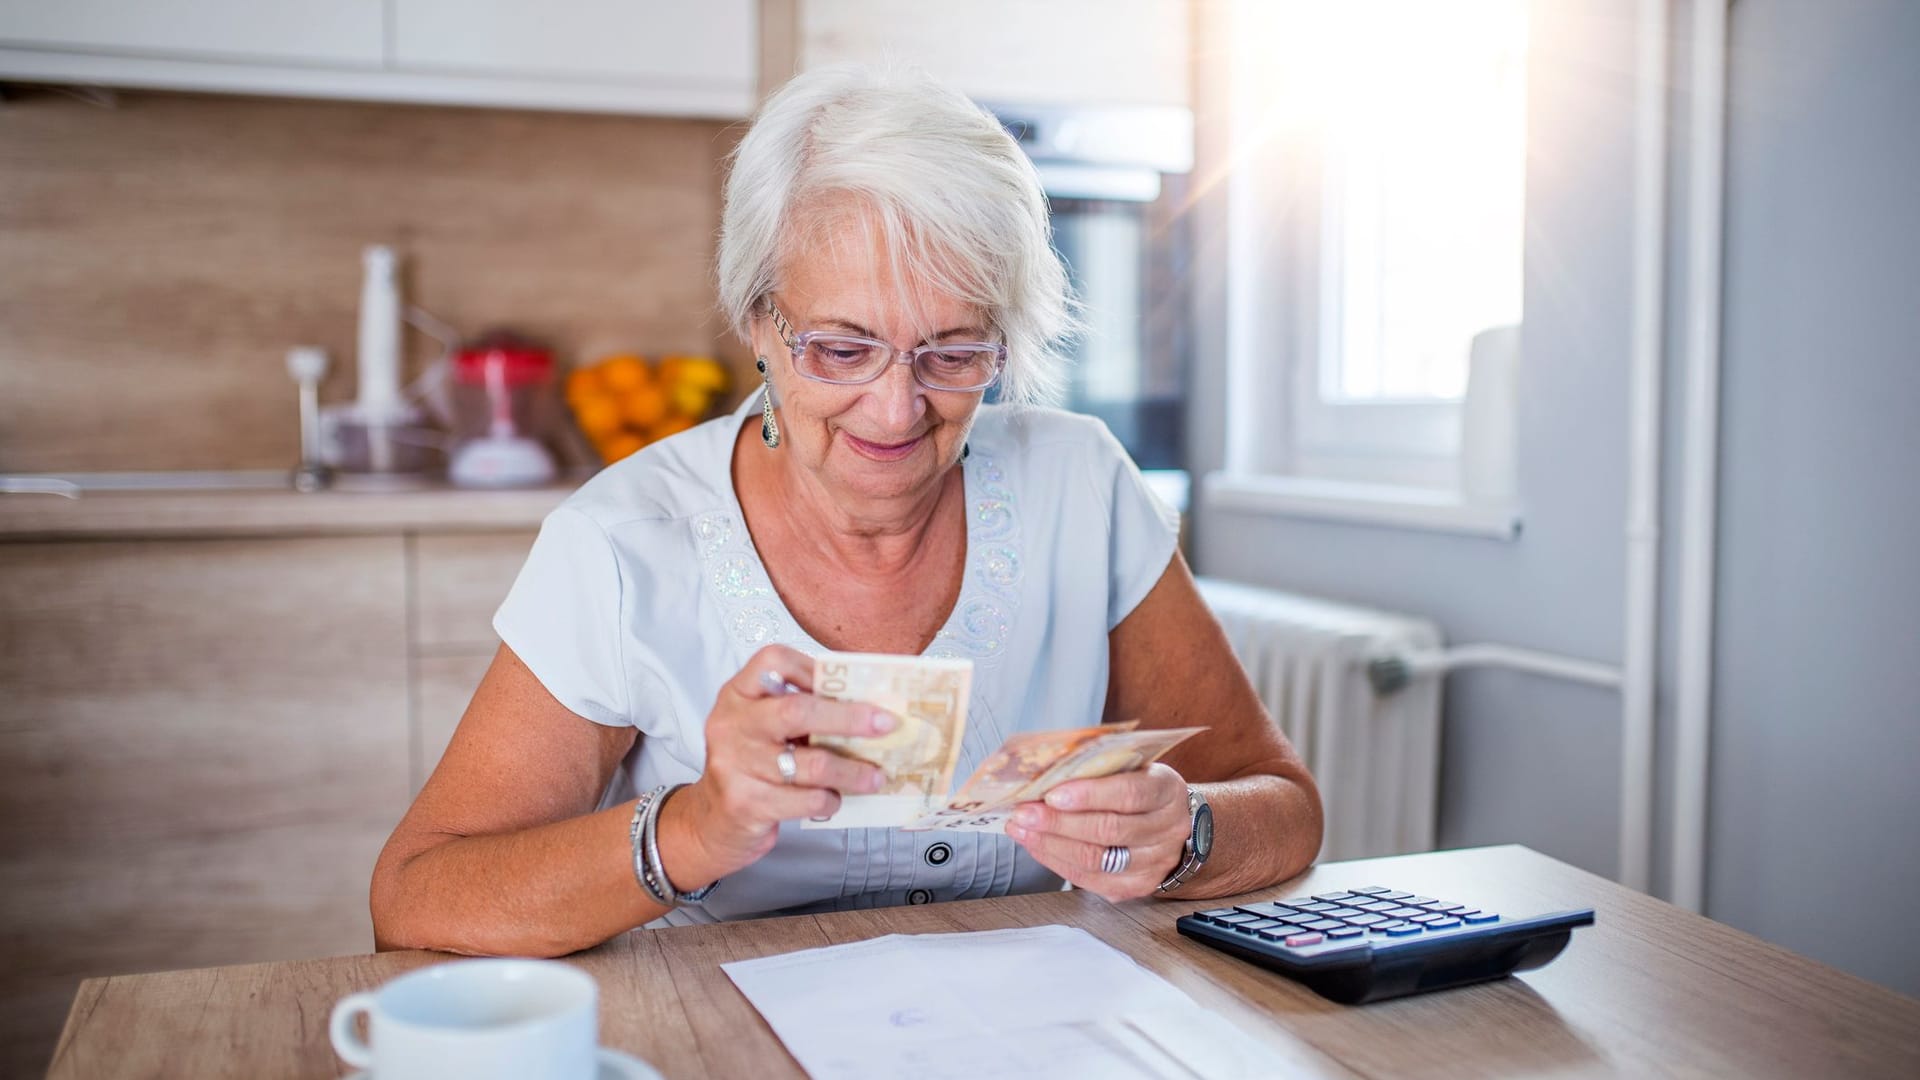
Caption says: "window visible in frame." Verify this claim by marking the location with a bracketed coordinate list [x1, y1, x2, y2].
[1214, 0, 1528, 529]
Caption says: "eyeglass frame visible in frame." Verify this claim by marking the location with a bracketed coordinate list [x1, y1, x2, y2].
[765, 302, 1007, 393]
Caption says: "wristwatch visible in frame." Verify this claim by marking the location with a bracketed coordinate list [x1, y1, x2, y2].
[1157, 786, 1213, 893]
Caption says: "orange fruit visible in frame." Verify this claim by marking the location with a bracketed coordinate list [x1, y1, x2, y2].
[621, 384, 670, 429]
[660, 355, 730, 392]
[650, 414, 696, 440]
[595, 431, 647, 464]
[571, 394, 623, 438]
[598, 354, 652, 393]
[669, 381, 716, 418]
[563, 366, 602, 405]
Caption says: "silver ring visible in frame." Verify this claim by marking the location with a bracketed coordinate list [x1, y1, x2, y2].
[1101, 845, 1131, 875]
[776, 746, 798, 785]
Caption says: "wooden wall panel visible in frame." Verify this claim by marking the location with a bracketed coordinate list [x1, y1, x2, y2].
[0, 88, 751, 472]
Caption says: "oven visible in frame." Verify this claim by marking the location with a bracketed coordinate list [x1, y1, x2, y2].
[991, 103, 1195, 500]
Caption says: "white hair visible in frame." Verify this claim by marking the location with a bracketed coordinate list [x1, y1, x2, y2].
[717, 64, 1076, 406]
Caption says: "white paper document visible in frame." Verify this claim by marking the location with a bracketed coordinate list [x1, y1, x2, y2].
[721, 925, 1291, 1080]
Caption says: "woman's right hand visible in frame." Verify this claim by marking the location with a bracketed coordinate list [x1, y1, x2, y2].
[661, 645, 894, 887]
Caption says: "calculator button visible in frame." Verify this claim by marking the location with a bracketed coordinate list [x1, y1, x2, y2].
[1312, 892, 1358, 902]
[1283, 933, 1324, 947]
[1255, 928, 1293, 941]
[1358, 901, 1400, 913]
[1410, 913, 1449, 924]
[1323, 907, 1363, 918]
[1214, 913, 1261, 924]
[1295, 902, 1337, 913]
[1326, 927, 1365, 939]
[1384, 924, 1425, 936]
[1428, 903, 1467, 914]
[1281, 897, 1314, 906]
[1377, 892, 1414, 901]
[1424, 918, 1462, 930]
[1302, 919, 1344, 932]
[1460, 911, 1500, 924]
[1347, 914, 1387, 927]
[1405, 897, 1437, 906]
[1385, 907, 1426, 918]
[1234, 904, 1288, 918]
[1351, 886, 1390, 895]
[1240, 919, 1286, 931]
[1201, 908, 1239, 919]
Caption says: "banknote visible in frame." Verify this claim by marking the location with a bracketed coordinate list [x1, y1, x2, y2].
[903, 723, 1205, 833]
[801, 652, 973, 829]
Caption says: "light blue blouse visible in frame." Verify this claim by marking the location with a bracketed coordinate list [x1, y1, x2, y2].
[494, 395, 1180, 925]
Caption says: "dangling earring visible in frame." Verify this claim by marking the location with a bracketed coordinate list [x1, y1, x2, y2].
[756, 357, 780, 449]
[961, 442, 970, 462]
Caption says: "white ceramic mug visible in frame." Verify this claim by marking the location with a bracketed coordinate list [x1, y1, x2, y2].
[329, 958, 637, 1079]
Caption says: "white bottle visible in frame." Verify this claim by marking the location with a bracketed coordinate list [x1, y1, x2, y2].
[355, 245, 408, 472]
[357, 245, 404, 421]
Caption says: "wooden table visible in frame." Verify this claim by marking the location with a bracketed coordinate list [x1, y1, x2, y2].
[46, 845, 1920, 1078]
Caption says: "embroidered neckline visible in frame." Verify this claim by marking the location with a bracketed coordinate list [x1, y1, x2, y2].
[693, 439, 1022, 669]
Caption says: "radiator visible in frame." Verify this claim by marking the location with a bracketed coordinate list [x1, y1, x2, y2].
[1196, 577, 1444, 861]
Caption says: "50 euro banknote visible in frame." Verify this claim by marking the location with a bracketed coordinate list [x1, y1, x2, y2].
[902, 722, 1205, 833]
[801, 652, 973, 829]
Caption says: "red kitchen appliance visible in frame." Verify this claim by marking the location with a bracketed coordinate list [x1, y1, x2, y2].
[447, 335, 559, 488]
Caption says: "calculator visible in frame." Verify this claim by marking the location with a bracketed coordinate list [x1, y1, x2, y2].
[1176, 886, 1594, 1004]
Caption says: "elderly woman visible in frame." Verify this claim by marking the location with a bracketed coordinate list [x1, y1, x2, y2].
[371, 67, 1321, 956]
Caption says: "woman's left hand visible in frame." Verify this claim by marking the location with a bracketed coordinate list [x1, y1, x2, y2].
[1005, 762, 1191, 903]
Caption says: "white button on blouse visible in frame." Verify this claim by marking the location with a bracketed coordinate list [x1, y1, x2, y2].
[494, 395, 1179, 927]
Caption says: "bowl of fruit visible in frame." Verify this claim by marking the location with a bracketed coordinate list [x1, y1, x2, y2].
[565, 354, 732, 465]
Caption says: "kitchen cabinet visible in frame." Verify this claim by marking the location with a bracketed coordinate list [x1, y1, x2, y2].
[796, 0, 1191, 109]
[0, 516, 538, 1076]
[393, 0, 754, 89]
[0, 0, 384, 66]
[0, 0, 757, 118]
[0, 535, 412, 1077]
[407, 530, 539, 791]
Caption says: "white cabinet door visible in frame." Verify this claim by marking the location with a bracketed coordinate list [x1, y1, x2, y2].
[800, 0, 1189, 108]
[0, 0, 384, 66]
[392, 0, 754, 88]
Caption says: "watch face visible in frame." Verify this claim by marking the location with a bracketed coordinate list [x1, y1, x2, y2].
[1193, 802, 1214, 859]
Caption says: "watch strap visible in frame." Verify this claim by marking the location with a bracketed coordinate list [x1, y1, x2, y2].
[1156, 786, 1209, 893]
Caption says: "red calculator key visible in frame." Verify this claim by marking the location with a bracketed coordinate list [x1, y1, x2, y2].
[1283, 933, 1324, 947]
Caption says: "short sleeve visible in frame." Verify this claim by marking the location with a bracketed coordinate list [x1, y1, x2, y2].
[493, 506, 631, 727]
[1096, 426, 1182, 629]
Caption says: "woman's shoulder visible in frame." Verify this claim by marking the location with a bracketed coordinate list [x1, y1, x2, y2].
[971, 404, 1124, 456]
[970, 404, 1134, 486]
[553, 410, 739, 532]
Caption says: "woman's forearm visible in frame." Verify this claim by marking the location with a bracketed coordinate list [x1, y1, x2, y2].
[372, 800, 691, 957]
[1161, 771, 1323, 901]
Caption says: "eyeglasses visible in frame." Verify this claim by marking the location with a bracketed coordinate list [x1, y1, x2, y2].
[767, 303, 1006, 393]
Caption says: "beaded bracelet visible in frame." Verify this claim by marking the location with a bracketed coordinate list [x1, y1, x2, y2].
[643, 783, 717, 905]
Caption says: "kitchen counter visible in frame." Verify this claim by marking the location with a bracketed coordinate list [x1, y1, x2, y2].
[0, 483, 574, 541]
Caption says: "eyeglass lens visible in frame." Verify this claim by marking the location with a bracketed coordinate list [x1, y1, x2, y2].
[796, 337, 1000, 390]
